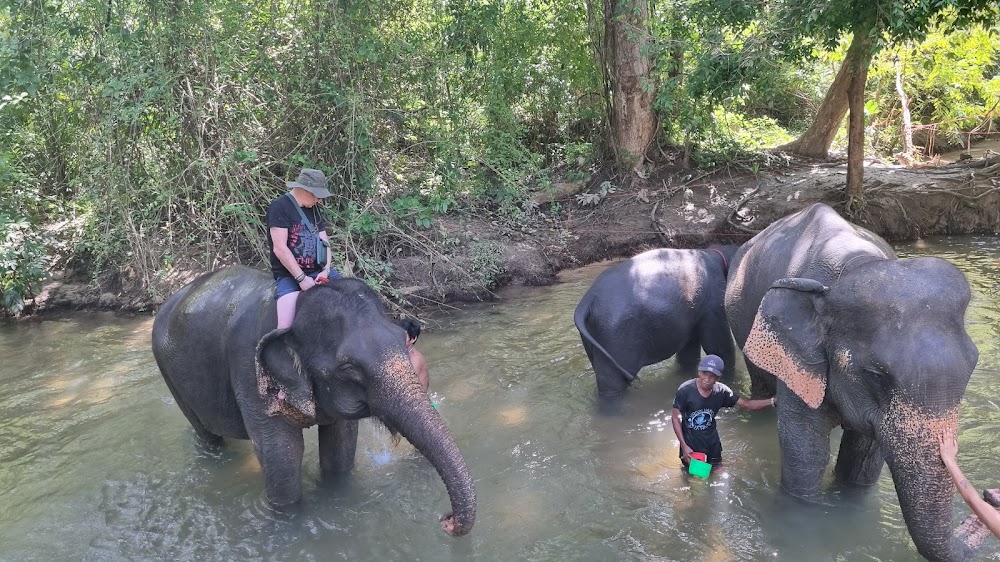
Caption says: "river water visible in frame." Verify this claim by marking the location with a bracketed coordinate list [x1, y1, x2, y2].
[1, 238, 999, 561]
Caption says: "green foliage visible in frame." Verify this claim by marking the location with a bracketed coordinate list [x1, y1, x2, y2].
[1, 0, 997, 309]
[468, 241, 506, 289]
[866, 26, 1000, 154]
[576, 181, 617, 206]
[0, 158, 49, 316]
[0, 215, 47, 316]
[0, 0, 603, 300]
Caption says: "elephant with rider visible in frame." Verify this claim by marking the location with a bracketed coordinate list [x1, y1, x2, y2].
[151, 266, 476, 536]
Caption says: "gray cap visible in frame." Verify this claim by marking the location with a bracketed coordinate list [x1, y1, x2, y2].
[286, 168, 332, 198]
[698, 355, 725, 377]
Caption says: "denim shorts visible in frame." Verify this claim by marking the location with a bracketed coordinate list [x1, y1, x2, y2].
[275, 271, 318, 299]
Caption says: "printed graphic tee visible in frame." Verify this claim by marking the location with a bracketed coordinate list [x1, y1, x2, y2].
[266, 194, 328, 278]
[672, 379, 740, 464]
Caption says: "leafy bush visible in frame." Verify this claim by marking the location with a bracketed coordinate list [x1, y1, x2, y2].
[0, 214, 48, 316]
[468, 241, 506, 290]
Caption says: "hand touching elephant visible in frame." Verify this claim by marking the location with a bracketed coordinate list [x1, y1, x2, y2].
[724, 204, 980, 561]
[151, 266, 476, 536]
[575, 246, 740, 397]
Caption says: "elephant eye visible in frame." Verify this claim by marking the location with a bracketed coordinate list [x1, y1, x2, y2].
[862, 366, 894, 396]
[336, 363, 365, 385]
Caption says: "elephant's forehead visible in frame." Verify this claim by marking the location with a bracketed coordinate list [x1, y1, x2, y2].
[628, 251, 702, 303]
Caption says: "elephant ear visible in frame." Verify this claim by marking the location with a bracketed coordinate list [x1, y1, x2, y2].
[744, 278, 829, 409]
[255, 327, 316, 426]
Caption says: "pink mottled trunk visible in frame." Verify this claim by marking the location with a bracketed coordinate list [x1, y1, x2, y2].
[881, 409, 969, 561]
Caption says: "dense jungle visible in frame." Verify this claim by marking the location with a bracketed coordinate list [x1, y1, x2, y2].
[2, 0, 1000, 317]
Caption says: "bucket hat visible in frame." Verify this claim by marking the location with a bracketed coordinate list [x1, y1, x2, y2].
[698, 355, 725, 377]
[286, 168, 332, 198]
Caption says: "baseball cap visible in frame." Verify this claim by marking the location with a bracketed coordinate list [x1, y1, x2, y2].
[698, 355, 725, 377]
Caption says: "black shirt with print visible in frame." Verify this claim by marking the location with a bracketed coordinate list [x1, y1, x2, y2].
[672, 379, 740, 464]
[265, 193, 327, 279]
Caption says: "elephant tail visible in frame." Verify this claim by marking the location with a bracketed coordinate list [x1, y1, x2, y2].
[573, 294, 636, 382]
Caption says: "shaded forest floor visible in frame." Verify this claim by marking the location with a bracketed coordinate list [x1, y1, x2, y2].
[30, 152, 1000, 317]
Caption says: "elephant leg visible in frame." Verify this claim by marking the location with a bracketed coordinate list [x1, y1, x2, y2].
[676, 337, 701, 371]
[745, 359, 777, 399]
[250, 421, 305, 506]
[161, 376, 223, 447]
[318, 418, 359, 474]
[778, 387, 840, 500]
[698, 317, 736, 376]
[833, 429, 884, 486]
[591, 352, 637, 397]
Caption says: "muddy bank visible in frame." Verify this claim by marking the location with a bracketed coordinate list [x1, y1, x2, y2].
[28, 155, 1000, 316]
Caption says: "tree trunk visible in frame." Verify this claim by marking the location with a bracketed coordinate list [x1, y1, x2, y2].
[845, 41, 871, 201]
[776, 32, 872, 159]
[604, 0, 656, 173]
[894, 54, 914, 161]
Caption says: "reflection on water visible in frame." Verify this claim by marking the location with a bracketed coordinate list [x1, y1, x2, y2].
[0, 239, 998, 560]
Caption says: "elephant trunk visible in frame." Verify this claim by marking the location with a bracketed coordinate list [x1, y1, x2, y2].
[881, 405, 971, 561]
[373, 354, 477, 536]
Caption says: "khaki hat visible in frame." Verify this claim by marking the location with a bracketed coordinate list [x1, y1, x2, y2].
[286, 168, 332, 198]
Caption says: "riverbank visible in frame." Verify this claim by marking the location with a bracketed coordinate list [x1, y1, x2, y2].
[27, 153, 1000, 317]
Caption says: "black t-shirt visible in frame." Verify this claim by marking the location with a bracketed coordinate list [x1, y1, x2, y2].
[266, 193, 328, 278]
[672, 379, 740, 464]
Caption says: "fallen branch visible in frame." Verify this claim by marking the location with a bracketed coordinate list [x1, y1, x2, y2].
[726, 186, 763, 235]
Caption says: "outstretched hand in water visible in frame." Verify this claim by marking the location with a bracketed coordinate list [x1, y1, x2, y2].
[939, 428, 1000, 539]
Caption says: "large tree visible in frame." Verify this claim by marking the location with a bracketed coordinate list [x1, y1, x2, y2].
[773, 0, 999, 200]
[601, 0, 657, 174]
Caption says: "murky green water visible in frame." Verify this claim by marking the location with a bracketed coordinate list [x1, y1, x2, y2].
[1, 238, 998, 561]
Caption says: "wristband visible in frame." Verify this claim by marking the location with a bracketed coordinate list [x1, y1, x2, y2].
[771, 397, 776, 407]
[294, 272, 306, 282]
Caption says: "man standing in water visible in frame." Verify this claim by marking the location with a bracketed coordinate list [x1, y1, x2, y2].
[400, 317, 430, 393]
[671, 355, 775, 469]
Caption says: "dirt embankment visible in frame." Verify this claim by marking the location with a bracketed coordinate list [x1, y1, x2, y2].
[28, 155, 1000, 316]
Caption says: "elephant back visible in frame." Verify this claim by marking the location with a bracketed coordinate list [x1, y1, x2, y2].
[151, 266, 276, 439]
[725, 204, 893, 348]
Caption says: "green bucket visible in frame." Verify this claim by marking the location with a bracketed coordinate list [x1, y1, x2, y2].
[688, 457, 712, 479]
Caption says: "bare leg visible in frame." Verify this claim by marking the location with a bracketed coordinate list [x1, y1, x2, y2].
[276, 291, 300, 329]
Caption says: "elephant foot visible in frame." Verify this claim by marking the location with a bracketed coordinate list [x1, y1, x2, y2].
[193, 431, 224, 450]
[595, 396, 626, 416]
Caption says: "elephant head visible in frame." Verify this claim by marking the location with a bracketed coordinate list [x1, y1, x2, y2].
[254, 279, 476, 536]
[744, 257, 980, 561]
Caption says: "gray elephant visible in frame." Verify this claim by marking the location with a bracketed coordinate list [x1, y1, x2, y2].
[724, 203, 983, 561]
[575, 245, 740, 397]
[151, 266, 475, 536]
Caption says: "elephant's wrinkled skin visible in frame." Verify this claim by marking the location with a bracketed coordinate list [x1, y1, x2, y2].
[724, 204, 979, 561]
[151, 266, 476, 536]
[575, 246, 739, 397]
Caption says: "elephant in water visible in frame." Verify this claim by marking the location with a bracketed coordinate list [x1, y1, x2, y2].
[574, 245, 740, 397]
[151, 266, 475, 536]
[725, 203, 988, 561]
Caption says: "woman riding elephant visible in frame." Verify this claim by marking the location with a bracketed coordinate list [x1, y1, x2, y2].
[151, 266, 476, 536]
[724, 203, 983, 561]
[575, 245, 741, 398]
